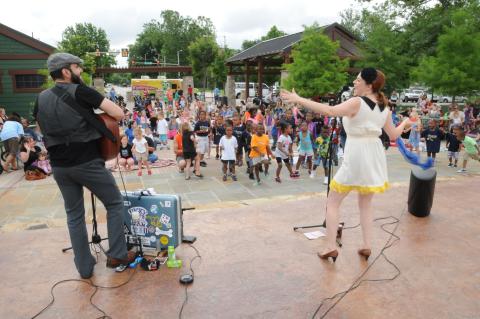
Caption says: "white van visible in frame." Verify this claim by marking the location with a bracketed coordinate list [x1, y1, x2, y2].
[235, 82, 270, 99]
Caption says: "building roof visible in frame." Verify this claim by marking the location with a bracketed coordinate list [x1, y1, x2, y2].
[0, 23, 55, 55]
[226, 22, 359, 64]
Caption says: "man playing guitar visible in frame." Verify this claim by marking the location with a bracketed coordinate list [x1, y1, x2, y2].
[34, 53, 135, 279]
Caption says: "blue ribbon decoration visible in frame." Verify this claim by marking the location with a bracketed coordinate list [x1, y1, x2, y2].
[396, 138, 434, 170]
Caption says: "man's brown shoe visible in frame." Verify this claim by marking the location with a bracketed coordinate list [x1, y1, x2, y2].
[106, 250, 137, 268]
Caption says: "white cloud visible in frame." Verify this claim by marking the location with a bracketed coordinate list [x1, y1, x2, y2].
[1, 0, 353, 57]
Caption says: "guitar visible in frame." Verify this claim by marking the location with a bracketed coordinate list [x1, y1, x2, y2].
[97, 113, 121, 161]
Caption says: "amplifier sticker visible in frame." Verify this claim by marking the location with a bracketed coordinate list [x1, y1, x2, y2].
[155, 227, 173, 238]
[128, 206, 148, 236]
[160, 214, 171, 227]
[150, 205, 158, 214]
[160, 236, 169, 245]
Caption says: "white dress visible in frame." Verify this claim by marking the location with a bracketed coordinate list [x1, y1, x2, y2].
[330, 98, 389, 194]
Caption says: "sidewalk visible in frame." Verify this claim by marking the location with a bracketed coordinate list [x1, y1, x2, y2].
[0, 143, 478, 231]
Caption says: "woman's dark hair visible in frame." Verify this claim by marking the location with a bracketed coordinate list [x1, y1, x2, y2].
[8, 113, 21, 123]
[361, 68, 388, 111]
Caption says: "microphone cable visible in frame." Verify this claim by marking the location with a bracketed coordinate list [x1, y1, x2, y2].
[311, 206, 406, 318]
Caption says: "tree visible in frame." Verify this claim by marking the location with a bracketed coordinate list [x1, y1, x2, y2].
[129, 10, 215, 73]
[283, 24, 349, 97]
[188, 37, 219, 90]
[57, 23, 115, 74]
[241, 25, 287, 51]
[413, 5, 480, 99]
[210, 47, 237, 88]
[354, 10, 411, 92]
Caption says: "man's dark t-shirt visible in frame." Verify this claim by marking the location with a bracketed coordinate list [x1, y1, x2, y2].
[194, 121, 210, 137]
[34, 84, 104, 167]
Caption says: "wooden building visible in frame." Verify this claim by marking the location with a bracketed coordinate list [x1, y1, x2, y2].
[0, 23, 55, 118]
[225, 23, 361, 101]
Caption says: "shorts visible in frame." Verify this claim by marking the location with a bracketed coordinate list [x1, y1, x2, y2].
[159, 134, 167, 143]
[176, 156, 185, 163]
[196, 136, 209, 154]
[298, 150, 314, 157]
[134, 151, 148, 161]
[221, 159, 236, 166]
[447, 151, 459, 159]
[314, 156, 328, 168]
[245, 152, 253, 166]
[463, 152, 480, 161]
[276, 157, 290, 164]
[183, 151, 197, 160]
[252, 156, 269, 166]
[4, 137, 19, 155]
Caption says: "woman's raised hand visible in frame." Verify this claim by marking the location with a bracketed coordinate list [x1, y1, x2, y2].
[280, 89, 300, 104]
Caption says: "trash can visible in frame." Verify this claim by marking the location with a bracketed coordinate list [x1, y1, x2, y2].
[408, 167, 436, 217]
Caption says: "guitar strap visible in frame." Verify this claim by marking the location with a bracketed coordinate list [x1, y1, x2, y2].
[51, 86, 117, 142]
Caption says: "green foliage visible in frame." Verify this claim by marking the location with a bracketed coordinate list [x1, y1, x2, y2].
[129, 10, 215, 68]
[354, 10, 410, 92]
[210, 47, 237, 88]
[107, 73, 132, 86]
[241, 25, 287, 51]
[188, 37, 219, 89]
[38, 69, 91, 89]
[413, 4, 480, 98]
[57, 23, 115, 74]
[283, 24, 349, 97]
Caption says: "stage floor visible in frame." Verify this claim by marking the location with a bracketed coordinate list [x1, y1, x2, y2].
[0, 177, 478, 319]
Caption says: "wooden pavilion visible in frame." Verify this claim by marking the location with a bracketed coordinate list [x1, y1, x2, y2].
[225, 22, 361, 100]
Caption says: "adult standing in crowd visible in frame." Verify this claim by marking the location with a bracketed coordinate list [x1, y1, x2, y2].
[1, 113, 24, 172]
[34, 53, 134, 279]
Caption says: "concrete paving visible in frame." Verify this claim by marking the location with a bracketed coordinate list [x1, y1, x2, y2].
[0, 176, 478, 319]
[0, 140, 478, 231]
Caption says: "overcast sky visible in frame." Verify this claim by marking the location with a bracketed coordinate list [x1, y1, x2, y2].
[2, 0, 355, 66]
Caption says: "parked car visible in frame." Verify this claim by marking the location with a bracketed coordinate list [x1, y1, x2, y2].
[400, 89, 424, 102]
[440, 96, 468, 103]
[235, 82, 270, 99]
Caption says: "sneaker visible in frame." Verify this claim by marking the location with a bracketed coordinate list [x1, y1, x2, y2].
[275, 177, 281, 183]
[309, 172, 315, 179]
[232, 175, 237, 181]
[448, 163, 453, 167]
[215, 154, 220, 160]
[223, 174, 227, 182]
[249, 173, 255, 180]
[456, 169, 467, 173]
[323, 177, 329, 185]
[294, 171, 300, 177]
[454, 164, 457, 168]
[290, 173, 299, 179]
[106, 251, 137, 268]
[200, 161, 207, 167]
[253, 180, 261, 186]
[137, 170, 142, 176]
[147, 170, 152, 175]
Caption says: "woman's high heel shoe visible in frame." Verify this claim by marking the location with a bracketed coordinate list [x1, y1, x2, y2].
[358, 249, 371, 260]
[318, 250, 339, 263]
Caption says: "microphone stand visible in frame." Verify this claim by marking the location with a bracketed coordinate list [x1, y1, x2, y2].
[62, 192, 109, 253]
[293, 113, 344, 247]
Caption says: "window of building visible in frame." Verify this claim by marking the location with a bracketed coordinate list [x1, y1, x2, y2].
[15, 74, 45, 89]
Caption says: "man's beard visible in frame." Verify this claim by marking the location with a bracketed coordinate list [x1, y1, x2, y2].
[69, 69, 84, 85]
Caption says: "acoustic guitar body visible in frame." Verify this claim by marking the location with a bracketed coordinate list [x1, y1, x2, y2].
[97, 113, 121, 161]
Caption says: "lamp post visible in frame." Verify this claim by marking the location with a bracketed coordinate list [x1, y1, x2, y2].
[177, 50, 183, 78]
